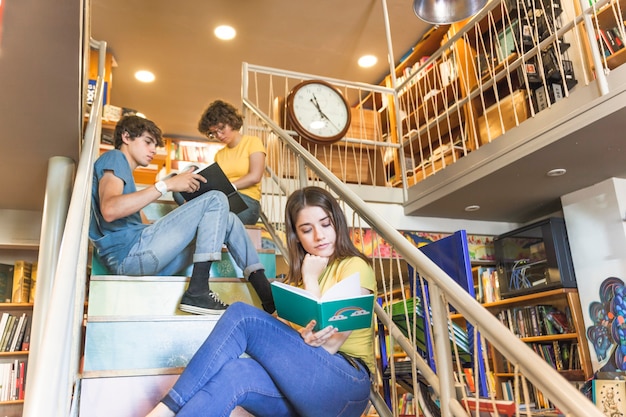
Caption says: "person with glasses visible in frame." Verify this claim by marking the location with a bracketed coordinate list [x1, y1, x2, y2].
[145, 186, 376, 417]
[198, 100, 265, 226]
[89, 115, 275, 315]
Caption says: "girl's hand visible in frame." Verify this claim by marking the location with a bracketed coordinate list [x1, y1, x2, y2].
[301, 254, 328, 296]
[300, 320, 337, 347]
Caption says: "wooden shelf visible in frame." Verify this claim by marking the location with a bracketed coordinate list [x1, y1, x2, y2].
[0, 303, 34, 309]
[481, 288, 578, 310]
[0, 351, 28, 357]
[0, 400, 23, 405]
[0, 244, 38, 251]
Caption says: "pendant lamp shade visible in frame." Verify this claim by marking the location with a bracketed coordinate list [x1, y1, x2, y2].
[412, 0, 489, 24]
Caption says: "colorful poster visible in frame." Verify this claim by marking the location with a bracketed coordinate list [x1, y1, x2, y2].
[349, 228, 495, 262]
[586, 276, 626, 373]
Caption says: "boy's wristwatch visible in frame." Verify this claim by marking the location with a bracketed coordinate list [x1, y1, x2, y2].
[154, 180, 168, 197]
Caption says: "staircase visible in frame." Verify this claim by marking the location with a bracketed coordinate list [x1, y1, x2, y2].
[79, 229, 276, 417]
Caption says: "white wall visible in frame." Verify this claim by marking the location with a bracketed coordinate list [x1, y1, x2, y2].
[562, 177, 626, 372]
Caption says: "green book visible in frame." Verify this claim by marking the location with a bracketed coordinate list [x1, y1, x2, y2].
[0, 264, 14, 303]
[271, 272, 374, 332]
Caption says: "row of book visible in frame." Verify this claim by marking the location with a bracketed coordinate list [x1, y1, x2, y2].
[475, 266, 501, 303]
[0, 313, 30, 353]
[527, 341, 581, 372]
[171, 142, 220, 164]
[597, 27, 625, 57]
[498, 379, 555, 411]
[495, 304, 573, 338]
[0, 360, 26, 402]
[0, 261, 37, 304]
[499, 341, 582, 374]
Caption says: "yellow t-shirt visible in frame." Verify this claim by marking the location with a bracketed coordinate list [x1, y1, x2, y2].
[214, 135, 265, 201]
[318, 256, 377, 374]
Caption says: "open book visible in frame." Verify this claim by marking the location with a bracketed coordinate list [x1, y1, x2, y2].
[271, 272, 374, 332]
[177, 163, 248, 214]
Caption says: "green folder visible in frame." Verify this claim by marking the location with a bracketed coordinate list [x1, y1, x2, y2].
[271, 273, 374, 332]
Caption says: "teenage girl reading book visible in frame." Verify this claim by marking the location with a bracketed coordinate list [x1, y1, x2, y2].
[146, 186, 377, 417]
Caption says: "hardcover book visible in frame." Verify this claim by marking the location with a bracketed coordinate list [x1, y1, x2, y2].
[11, 260, 32, 303]
[270, 272, 374, 332]
[178, 163, 248, 214]
[0, 263, 14, 303]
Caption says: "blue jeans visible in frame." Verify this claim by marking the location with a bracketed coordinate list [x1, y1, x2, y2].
[236, 193, 260, 226]
[119, 191, 264, 278]
[163, 302, 371, 417]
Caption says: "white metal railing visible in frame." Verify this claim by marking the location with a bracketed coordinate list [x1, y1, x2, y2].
[22, 39, 106, 417]
[246, 0, 625, 193]
[243, 95, 603, 416]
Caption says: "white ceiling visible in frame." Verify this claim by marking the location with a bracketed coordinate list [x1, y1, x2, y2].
[91, 0, 432, 139]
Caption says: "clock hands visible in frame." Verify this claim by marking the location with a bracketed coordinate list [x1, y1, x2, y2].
[310, 95, 341, 132]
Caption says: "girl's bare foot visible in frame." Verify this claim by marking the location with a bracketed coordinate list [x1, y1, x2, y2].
[145, 402, 175, 417]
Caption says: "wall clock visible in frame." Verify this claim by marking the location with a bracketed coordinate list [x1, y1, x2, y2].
[286, 79, 351, 144]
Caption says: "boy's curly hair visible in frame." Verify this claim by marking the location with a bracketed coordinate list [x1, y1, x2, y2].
[114, 115, 163, 149]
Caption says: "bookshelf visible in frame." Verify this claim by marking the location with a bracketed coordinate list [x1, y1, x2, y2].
[378, 0, 587, 184]
[483, 288, 592, 399]
[576, 0, 626, 79]
[0, 244, 37, 417]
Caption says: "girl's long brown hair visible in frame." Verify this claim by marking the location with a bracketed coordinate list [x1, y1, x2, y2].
[284, 187, 369, 286]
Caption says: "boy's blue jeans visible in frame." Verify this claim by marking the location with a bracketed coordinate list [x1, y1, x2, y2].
[163, 302, 371, 417]
[118, 191, 264, 278]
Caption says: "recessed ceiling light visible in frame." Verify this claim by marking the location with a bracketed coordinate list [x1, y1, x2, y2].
[358, 55, 378, 68]
[135, 70, 155, 83]
[546, 168, 567, 177]
[464, 205, 480, 212]
[214, 25, 236, 40]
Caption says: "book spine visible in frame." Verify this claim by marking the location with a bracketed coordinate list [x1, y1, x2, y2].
[3, 316, 18, 351]
[600, 29, 616, 54]
[0, 315, 15, 351]
[0, 264, 14, 303]
[14, 315, 28, 352]
[29, 262, 38, 303]
[11, 261, 32, 303]
[605, 28, 623, 51]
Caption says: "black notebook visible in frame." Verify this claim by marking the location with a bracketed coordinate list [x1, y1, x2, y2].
[178, 163, 248, 214]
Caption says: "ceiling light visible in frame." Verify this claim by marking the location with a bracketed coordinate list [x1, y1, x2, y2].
[464, 205, 480, 212]
[358, 55, 378, 68]
[135, 70, 155, 83]
[546, 168, 567, 177]
[214, 25, 236, 40]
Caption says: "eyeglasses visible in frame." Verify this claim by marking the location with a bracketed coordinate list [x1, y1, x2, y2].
[207, 125, 227, 139]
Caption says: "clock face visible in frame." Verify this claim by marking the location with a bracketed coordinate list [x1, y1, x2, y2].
[286, 80, 351, 144]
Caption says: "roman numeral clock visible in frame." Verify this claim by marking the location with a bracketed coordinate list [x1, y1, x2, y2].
[286, 80, 351, 144]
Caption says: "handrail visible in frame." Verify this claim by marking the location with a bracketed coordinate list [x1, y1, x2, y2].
[243, 97, 603, 417]
[23, 39, 107, 417]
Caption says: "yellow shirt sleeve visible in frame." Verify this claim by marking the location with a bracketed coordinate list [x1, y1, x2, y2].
[215, 135, 265, 201]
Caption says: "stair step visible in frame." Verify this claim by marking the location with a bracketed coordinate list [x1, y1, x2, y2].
[80, 373, 178, 417]
[87, 276, 262, 317]
[79, 373, 253, 417]
[83, 316, 220, 373]
[91, 249, 277, 278]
